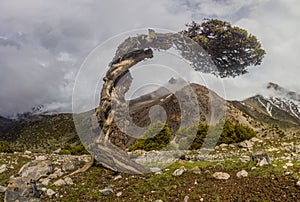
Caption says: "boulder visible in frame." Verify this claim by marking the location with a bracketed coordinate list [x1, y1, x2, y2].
[172, 166, 186, 176]
[236, 170, 248, 178]
[212, 172, 230, 180]
[5, 177, 41, 202]
[19, 161, 53, 181]
[0, 164, 7, 174]
[251, 151, 271, 166]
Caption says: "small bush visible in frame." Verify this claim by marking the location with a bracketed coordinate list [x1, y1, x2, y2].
[0, 141, 13, 153]
[59, 142, 89, 155]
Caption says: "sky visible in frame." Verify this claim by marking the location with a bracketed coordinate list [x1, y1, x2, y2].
[0, 0, 299, 116]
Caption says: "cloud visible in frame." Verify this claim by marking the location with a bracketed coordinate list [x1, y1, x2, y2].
[0, 0, 299, 116]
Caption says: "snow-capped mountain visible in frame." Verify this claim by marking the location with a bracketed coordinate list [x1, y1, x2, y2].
[242, 82, 300, 126]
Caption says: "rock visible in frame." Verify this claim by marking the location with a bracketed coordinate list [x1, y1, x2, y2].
[296, 181, 300, 187]
[53, 179, 66, 186]
[236, 170, 248, 178]
[0, 164, 7, 174]
[238, 140, 254, 148]
[35, 156, 47, 161]
[116, 191, 122, 197]
[219, 143, 228, 148]
[285, 162, 294, 167]
[240, 156, 251, 163]
[150, 167, 162, 173]
[46, 189, 56, 197]
[5, 177, 41, 202]
[0, 185, 7, 193]
[40, 178, 51, 186]
[24, 150, 32, 155]
[258, 158, 269, 167]
[172, 166, 186, 176]
[19, 161, 53, 181]
[250, 137, 261, 142]
[252, 151, 271, 166]
[64, 177, 74, 185]
[191, 166, 201, 174]
[113, 175, 122, 180]
[48, 169, 64, 179]
[212, 172, 230, 180]
[184, 195, 189, 202]
[62, 159, 78, 171]
[154, 200, 163, 202]
[100, 187, 114, 196]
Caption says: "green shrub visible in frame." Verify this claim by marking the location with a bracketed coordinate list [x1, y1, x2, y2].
[0, 141, 13, 153]
[59, 142, 89, 155]
[128, 121, 172, 151]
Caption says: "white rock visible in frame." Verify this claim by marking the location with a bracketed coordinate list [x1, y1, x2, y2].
[64, 177, 74, 185]
[150, 167, 162, 173]
[219, 143, 228, 148]
[53, 179, 66, 186]
[114, 175, 122, 180]
[41, 178, 51, 186]
[35, 156, 47, 161]
[258, 158, 269, 167]
[24, 150, 32, 155]
[236, 170, 248, 178]
[47, 189, 56, 197]
[0, 164, 7, 174]
[240, 156, 251, 163]
[100, 187, 114, 196]
[285, 162, 294, 167]
[212, 172, 230, 180]
[116, 192, 122, 197]
[0, 185, 7, 193]
[296, 181, 300, 187]
[184, 195, 189, 202]
[172, 166, 186, 176]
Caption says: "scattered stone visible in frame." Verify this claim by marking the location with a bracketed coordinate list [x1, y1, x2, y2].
[46, 189, 56, 197]
[48, 169, 64, 179]
[5, 177, 41, 202]
[212, 172, 230, 180]
[285, 162, 294, 167]
[252, 151, 271, 166]
[114, 175, 122, 181]
[150, 167, 162, 173]
[62, 159, 78, 171]
[191, 166, 201, 174]
[238, 140, 254, 148]
[236, 170, 248, 178]
[250, 137, 261, 142]
[154, 200, 163, 202]
[219, 143, 228, 148]
[184, 195, 189, 202]
[172, 166, 186, 176]
[0, 164, 7, 174]
[0, 185, 7, 193]
[258, 158, 269, 167]
[100, 187, 114, 196]
[116, 191, 122, 197]
[240, 156, 251, 163]
[40, 178, 51, 186]
[296, 181, 300, 187]
[64, 177, 74, 185]
[24, 150, 32, 155]
[19, 161, 53, 181]
[53, 179, 66, 186]
[35, 156, 47, 161]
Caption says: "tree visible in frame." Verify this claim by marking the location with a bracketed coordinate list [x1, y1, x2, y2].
[181, 19, 266, 77]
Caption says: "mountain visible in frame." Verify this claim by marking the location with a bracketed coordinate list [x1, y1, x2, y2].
[0, 81, 299, 152]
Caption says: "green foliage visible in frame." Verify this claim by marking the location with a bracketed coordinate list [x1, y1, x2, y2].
[176, 120, 256, 150]
[128, 121, 172, 151]
[0, 141, 12, 153]
[59, 142, 89, 155]
[129, 120, 256, 151]
[181, 19, 266, 78]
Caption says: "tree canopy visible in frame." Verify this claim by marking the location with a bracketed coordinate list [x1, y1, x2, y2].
[181, 19, 266, 77]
